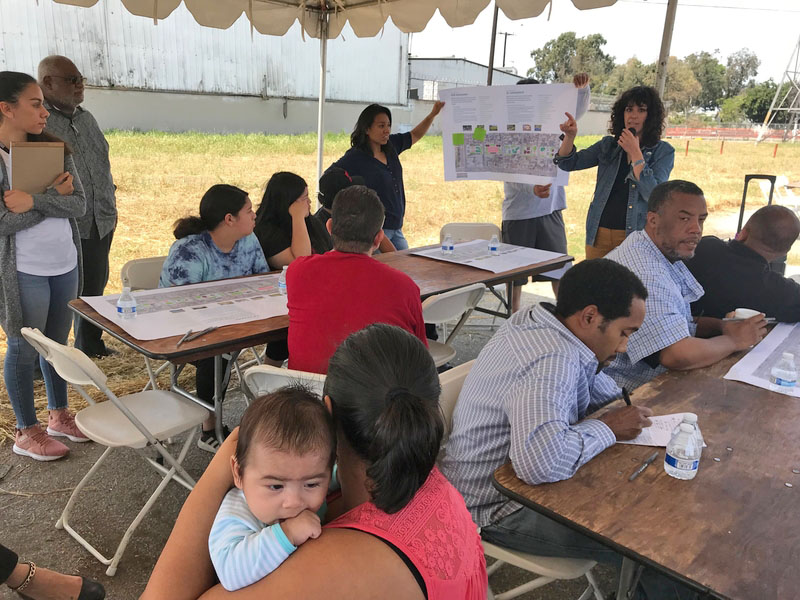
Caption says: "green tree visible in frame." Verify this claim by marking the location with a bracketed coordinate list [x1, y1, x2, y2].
[740, 80, 789, 123]
[600, 58, 654, 96]
[719, 95, 746, 123]
[528, 32, 614, 85]
[725, 48, 760, 97]
[685, 50, 726, 109]
[662, 56, 702, 113]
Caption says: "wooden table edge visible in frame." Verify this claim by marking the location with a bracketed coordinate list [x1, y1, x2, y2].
[490, 464, 724, 599]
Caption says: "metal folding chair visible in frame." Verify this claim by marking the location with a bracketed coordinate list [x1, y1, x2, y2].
[437, 361, 605, 600]
[242, 364, 326, 405]
[21, 327, 209, 576]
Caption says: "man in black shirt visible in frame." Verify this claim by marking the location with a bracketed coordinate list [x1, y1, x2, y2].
[687, 205, 800, 322]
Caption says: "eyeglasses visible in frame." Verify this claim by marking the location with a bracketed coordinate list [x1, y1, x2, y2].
[52, 75, 87, 86]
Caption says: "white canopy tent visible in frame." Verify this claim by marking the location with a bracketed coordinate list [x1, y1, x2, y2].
[52, 0, 686, 179]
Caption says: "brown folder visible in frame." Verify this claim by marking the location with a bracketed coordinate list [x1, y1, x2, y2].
[10, 141, 64, 194]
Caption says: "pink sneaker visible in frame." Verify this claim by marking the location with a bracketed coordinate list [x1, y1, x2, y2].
[47, 410, 90, 443]
[13, 424, 69, 461]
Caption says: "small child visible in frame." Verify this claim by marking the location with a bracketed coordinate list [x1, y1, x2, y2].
[209, 386, 336, 591]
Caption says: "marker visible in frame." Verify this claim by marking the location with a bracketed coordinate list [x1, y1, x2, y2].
[184, 326, 218, 342]
[176, 329, 193, 348]
[622, 387, 632, 406]
[629, 451, 659, 482]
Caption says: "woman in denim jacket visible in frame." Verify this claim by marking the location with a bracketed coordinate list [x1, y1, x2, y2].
[553, 86, 674, 258]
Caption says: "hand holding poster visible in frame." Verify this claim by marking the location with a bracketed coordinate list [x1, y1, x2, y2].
[439, 83, 579, 185]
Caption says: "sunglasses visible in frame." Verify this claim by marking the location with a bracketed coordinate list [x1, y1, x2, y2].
[52, 75, 87, 86]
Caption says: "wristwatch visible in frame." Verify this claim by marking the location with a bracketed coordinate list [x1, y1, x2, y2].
[632, 159, 645, 168]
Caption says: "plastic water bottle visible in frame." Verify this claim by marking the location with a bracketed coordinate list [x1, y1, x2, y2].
[441, 234, 454, 255]
[116, 287, 137, 320]
[488, 234, 500, 256]
[664, 423, 701, 480]
[769, 352, 797, 388]
[671, 413, 705, 449]
[278, 266, 288, 295]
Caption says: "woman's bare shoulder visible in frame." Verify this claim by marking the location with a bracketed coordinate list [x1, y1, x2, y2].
[199, 528, 424, 600]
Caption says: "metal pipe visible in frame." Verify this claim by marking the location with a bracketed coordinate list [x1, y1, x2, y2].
[487, 3, 499, 86]
[316, 10, 329, 195]
[654, 0, 678, 97]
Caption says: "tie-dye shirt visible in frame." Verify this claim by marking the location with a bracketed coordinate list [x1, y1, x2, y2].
[159, 231, 268, 287]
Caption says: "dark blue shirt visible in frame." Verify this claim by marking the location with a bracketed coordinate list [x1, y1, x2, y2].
[330, 132, 412, 230]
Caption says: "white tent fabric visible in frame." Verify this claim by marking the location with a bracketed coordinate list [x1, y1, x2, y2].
[52, 0, 618, 38]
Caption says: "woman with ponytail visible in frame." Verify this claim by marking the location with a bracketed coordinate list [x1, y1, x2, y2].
[144, 324, 487, 600]
[159, 184, 267, 452]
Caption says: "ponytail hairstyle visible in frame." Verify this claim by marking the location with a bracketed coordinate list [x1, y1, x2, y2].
[0, 71, 71, 154]
[350, 103, 395, 157]
[172, 184, 249, 239]
[324, 324, 443, 514]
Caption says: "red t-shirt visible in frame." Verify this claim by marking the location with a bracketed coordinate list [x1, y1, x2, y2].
[286, 251, 428, 374]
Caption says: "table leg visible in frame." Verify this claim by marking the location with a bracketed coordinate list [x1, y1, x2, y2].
[213, 351, 241, 442]
[617, 557, 644, 600]
[170, 363, 213, 411]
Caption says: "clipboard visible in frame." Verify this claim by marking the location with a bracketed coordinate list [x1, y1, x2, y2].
[10, 141, 64, 194]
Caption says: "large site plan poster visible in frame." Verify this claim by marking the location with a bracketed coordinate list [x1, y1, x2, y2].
[440, 83, 578, 185]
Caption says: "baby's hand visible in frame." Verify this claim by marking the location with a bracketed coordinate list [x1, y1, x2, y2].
[281, 509, 322, 546]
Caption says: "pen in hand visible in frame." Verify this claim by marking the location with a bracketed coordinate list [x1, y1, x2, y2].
[628, 451, 659, 481]
[622, 387, 632, 406]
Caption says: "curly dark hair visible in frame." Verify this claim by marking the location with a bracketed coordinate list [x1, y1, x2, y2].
[608, 85, 666, 148]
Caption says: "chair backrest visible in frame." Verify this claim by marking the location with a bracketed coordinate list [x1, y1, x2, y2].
[422, 283, 486, 324]
[440, 223, 501, 244]
[121, 256, 167, 290]
[437, 360, 474, 461]
[243, 364, 326, 400]
[20, 328, 108, 389]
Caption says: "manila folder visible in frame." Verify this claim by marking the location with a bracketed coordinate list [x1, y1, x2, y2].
[10, 141, 64, 194]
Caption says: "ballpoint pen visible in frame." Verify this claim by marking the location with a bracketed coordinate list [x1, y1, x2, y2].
[629, 451, 659, 481]
[622, 387, 632, 406]
[176, 329, 193, 348]
[184, 326, 218, 342]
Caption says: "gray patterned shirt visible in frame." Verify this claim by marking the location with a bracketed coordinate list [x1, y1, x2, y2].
[441, 304, 620, 528]
[44, 101, 116, 239]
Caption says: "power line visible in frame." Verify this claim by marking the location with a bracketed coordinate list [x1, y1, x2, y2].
[618, 0, 800, 13]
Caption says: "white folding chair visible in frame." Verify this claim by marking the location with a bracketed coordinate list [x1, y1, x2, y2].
[20, 327, 209, 576]
[422, 283, 486, 367]
[438, 361, 605, 600]
[440, 223, 510, 322]
[243, 364, 326, 405]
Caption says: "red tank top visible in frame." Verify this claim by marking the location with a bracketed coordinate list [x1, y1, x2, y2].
[326, 467, 487, 600]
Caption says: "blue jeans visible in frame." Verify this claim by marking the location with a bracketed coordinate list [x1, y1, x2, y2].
[482, 508, 697, 600]
[382, 228, 409, 250]
[4, 267, 79, 429]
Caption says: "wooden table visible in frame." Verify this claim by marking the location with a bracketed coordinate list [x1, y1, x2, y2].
[70, 246, 572, 438]
[492, 355, 800, 599]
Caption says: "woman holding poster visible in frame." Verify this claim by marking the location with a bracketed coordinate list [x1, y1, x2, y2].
[331, 101, 444, 250]
[554, 85, 674, 259]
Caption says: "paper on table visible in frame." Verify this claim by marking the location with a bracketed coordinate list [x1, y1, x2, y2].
[617, 413, 698, 447]
[411, 239, 568, 274]
[724, 322, 800, 397]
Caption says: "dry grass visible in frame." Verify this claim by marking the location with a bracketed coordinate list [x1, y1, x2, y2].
[1, 132, 799, 441]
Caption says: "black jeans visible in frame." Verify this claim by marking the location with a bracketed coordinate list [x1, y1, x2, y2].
[74, 227, 114, 355]
[0, 543, 18, 584]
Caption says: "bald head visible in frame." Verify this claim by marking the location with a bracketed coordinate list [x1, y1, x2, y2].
[38, 55, 84, 111]
[744, 205, 800, 255]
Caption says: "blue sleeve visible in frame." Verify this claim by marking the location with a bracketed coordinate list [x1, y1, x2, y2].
[244, 234, 268, 274]
[390, 132, 413, 155]
[506, 354, 616, 485]
[159, 239, 208, 287]
[209, 492, 296, 591]
[553, 137, 606, 172]
[635, 141, 675, 203]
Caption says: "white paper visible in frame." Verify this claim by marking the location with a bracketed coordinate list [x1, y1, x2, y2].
[617, 414, 693, 447]
[440, 83, 578, 185]
[723, 322, 800, 397]
[81, 275, 288, 341]
[411, 239, 569, 274]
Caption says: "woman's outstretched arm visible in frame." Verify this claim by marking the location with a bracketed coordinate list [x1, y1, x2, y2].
[141, 429, 238, 600]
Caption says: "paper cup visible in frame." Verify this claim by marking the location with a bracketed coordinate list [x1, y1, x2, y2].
[734, 308, 760, 319]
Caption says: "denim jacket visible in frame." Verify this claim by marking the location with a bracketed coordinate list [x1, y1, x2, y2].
[553, 136, 674, 246]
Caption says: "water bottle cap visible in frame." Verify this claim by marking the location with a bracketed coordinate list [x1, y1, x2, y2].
[679, 423, 694, 433]
[282, 266, 288, 272]
[682, 413, 697, 424]
[122, 287, 131, 293]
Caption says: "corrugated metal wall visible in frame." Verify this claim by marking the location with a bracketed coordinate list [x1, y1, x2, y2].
[410, 58, 522, 88]
[0, 0, 408, 104]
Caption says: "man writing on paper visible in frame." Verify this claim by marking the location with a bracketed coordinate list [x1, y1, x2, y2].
[687, 205, 800, 322]
[502, 73, 589, 311]
[39, 56, 117, 358]
[605, 180, 767, 391]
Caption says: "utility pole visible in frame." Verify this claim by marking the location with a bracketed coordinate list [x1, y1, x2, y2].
[498, 31, 515, 68]
[487, 4, 499, 85]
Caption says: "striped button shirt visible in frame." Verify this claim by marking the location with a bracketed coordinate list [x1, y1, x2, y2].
[209, 488, 296, 591]
[441, 304, 620, 528]
[605, 230, 704, 390]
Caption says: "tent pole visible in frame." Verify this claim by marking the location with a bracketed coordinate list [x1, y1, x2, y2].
[316, 11, 329, 202]
[654, 0, 678, 97]
[487, 3, 498, 85]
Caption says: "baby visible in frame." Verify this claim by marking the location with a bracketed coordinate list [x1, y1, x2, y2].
[209, 386, 336, 591]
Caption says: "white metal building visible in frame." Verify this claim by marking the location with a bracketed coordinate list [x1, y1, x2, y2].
[410, 57, 522, 100]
